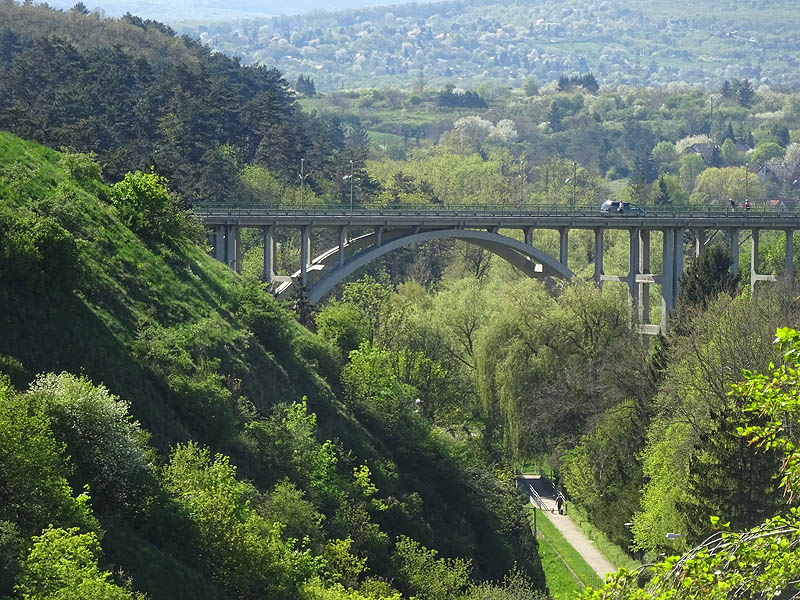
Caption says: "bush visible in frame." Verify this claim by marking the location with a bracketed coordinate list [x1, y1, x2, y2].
[0, 209, 81, 292]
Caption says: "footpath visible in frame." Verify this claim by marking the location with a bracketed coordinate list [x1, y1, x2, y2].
[518, 475, 615, 580]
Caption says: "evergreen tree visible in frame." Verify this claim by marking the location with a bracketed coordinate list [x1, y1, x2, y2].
[678, 244, 739, 310]
[720, 79, 734, 99]
[557, 74, 571, 92]
[679, 400, 782, 544]
[654, 175, 671, 206]
[708, 145, 724, 168]
[580, 72, 599, 93]
[723, 122, 736, 144]
[737, 79, 755, 108]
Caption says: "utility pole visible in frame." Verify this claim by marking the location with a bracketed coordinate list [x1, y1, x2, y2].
[349, 159, 354, 215]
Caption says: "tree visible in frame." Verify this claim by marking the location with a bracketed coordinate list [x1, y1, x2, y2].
[750, 141, 784, 165]
[678, 153, 705, 191]
[654, 176, 671, 206]
[522, 76, 538, 97]
[720, 79, 734, 99]
[737, 79, 755, 108]
[583, 327, 800, 600]
[15, 527, 139, 600]
[678, 244, 739, 311]
[720, 138, 743, 166]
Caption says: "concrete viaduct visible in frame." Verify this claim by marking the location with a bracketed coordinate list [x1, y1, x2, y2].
[197, 204, 800, 335]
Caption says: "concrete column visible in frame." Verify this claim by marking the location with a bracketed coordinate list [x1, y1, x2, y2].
[338, 226, 347, 268]
[639, 229, 650, 324]
[214, 226, 225, 262]
[559, 227, 569, 267]
[751, 229, 760, 293]
[661, 228, 675, 334]
[301, 226, 311, 287]
[786, 229, 794, 283]
[694, 228, 705, 258]
[225, 225, 236, 270]
[263, 226, 274, 285]
[234, 227, 242, 274]
[593, 227, 604, 285]
[729, 229, 740, 278]
[674, 228, 684, 301]
[375, 226, 383, 247]
[524, 227, 533, 247]
[628, 228, 640, 306]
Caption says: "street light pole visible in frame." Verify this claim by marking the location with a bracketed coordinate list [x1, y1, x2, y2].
[744, 162, 749, 204]
[349, 159, 354, 215]
[300, 158, 305, 205]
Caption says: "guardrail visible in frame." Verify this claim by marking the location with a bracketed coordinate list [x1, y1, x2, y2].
[193, 202, 799, 220]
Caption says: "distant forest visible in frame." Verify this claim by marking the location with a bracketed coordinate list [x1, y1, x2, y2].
[179, 0, 800, 91]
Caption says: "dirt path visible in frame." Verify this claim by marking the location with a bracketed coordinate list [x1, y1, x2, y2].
[518, 475, 615, 580]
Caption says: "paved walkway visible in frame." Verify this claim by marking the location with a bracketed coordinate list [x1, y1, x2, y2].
[518, 475, 615, 580]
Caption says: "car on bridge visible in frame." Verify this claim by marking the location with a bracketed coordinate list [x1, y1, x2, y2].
[600, 200, 646, 216]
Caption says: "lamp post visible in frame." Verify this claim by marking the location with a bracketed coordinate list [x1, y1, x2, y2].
[349, 159, 354, 215]
[299, 158, 307, 205]
[744, 162, 749, 205]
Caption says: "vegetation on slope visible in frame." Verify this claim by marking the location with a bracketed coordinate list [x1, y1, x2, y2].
[0, 132, 542, 599]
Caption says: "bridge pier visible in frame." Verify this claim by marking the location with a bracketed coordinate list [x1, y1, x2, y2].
[593, 228, 604, 285]
[214, 226, 225, 263]
[524, 227, 533, 247]
[729, 228, 740, 277]
[301, 226, 312, 288]
[224, 225, 240, 273]
[785, 229, 794, 284]
[559, 227, 569, 266]
[638, 229, 650, 325]
[661, 228, 675, 334]
[262, 226, 274, 286]
[628, 228, 640, 309]
[338, 226, 347, 268]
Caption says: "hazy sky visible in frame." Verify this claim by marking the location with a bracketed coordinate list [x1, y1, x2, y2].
[43, 0, 438, 22]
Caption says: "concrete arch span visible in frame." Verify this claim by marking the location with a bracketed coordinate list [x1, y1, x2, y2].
[276, 228, 574, 304]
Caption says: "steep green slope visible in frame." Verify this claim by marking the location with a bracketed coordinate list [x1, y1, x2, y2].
[0, 132, 541, 599]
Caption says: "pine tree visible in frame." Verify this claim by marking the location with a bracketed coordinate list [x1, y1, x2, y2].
[654, 176, 671, 206]
[737, 79, 755, 108]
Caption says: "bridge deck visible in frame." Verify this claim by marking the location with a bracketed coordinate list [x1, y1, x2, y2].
[196, 203, 800, 229]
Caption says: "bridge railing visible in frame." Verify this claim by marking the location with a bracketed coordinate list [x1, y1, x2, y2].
[194, 202, 798, 219]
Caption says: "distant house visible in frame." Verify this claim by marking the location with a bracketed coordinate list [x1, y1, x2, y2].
[685, 142, 716, 160]
[765, 198, 797, 210]
[756, 163, 800, 185]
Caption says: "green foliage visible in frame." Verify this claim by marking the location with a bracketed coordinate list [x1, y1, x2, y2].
[316, 301, 370, 360]
[163, 442, 324, 599]
[110, 171, 192, 242]
[244, 399, 339, 501]
[0, 382, 96, 540]
[394, 535, 472, 600]
[562, 399, 645, 547]
[0, 208, 81, 292]
[678, 245, 739, 312]
[26, 372, 157, 514]
[581, 328, 800, 600]
[132, 319, 238, 443]
[259, 480, 326, 550]
[15, 526, 139, 600]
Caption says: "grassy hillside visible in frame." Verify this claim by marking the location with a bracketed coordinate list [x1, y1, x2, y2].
[0, 132, 542, 599]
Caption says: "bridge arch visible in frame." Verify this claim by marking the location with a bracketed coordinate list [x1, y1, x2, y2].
[277, 228, 575, 304]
